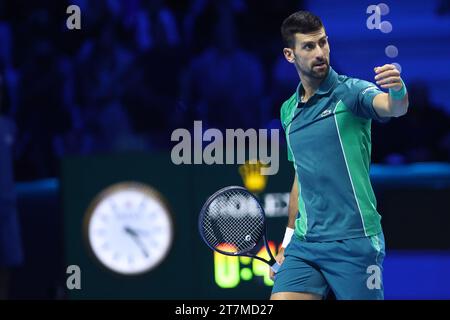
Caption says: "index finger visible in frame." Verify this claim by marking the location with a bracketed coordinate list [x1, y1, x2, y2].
[374, 64, 396, 74]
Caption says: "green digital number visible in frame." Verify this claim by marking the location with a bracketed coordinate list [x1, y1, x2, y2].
[214, 244, 240, 288]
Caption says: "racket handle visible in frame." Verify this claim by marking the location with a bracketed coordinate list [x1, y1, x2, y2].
[270, 261, 281, 273]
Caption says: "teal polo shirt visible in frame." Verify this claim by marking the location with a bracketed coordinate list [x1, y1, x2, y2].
[281, 67, 389, 242]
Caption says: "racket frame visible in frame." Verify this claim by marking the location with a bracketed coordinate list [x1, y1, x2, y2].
[198, 185, 281, 272]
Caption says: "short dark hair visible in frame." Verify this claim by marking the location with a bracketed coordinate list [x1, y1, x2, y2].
[281, 11, 324, 48]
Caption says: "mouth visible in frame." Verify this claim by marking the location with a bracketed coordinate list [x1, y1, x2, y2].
[313, 62, 327, 69]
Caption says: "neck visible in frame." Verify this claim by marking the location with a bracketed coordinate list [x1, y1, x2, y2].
[299, 73, 323, 102]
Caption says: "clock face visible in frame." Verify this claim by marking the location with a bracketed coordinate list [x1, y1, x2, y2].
[84, 182, 173, 275]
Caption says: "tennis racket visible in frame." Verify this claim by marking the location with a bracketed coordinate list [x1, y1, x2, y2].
[198, 186, 281, 273]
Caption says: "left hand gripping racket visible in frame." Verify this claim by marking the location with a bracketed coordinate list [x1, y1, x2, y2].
[198, 186, 281, 273]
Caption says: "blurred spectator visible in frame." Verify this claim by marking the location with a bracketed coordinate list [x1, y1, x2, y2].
[140, 0, 181, 51]
[436, 0, 450, 15]
[372, 81, 450, 164]
[269, 55, 299, 120]
[14, 38, 71, 179]
[180, 3, 265, 130]
[96, 99, 150, 153]
[0, 75, 24, 299]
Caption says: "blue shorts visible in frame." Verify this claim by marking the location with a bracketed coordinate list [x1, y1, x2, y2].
[272, 232, 385, 300]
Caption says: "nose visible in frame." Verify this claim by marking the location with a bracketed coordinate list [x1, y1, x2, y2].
[314, 46, 326, 61]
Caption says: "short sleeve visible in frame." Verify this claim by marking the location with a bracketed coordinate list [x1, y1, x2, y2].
[280, 95, 297, 162]
[286, 139, 294, 162]
[345, 79, 390, 123]
[281, 121, 294, 162]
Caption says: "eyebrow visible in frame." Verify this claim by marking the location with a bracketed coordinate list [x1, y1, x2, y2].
[300, 36, 328, 46]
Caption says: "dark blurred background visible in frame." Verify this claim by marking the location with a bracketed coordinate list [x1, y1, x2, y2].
[0, 0, 450, 300]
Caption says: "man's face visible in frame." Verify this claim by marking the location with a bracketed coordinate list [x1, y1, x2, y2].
[284, 28, 330, 80]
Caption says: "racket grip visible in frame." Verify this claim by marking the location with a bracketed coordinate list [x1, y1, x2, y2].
[271, 261, 281, 273]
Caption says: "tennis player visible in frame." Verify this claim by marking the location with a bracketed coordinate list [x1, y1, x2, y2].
[270, 11, 409, 300]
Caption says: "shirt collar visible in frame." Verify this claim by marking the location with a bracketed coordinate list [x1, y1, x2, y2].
[295, 66, 338, 103]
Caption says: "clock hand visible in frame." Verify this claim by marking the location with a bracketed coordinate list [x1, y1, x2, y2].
[130, 228, 150, 237]
[130, 235, 149, 258]
[124, 226, 149, 258]
[124, 226, 138, 237]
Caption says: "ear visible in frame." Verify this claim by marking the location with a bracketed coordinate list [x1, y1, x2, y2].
[283, 48, 296, 64]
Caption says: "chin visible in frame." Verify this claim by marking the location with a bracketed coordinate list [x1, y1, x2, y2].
[311, 66, 329, 79]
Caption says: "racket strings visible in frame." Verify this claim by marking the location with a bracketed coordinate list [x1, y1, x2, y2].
[201, 189, 265, 254]
[203, 210, 260, 252]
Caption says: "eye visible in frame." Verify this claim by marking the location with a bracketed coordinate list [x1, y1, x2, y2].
[319, 36, 329, 46]
[304, 43, 314, 50]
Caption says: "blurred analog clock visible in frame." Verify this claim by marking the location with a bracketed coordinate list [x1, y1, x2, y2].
[83, 182, 173, 275]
